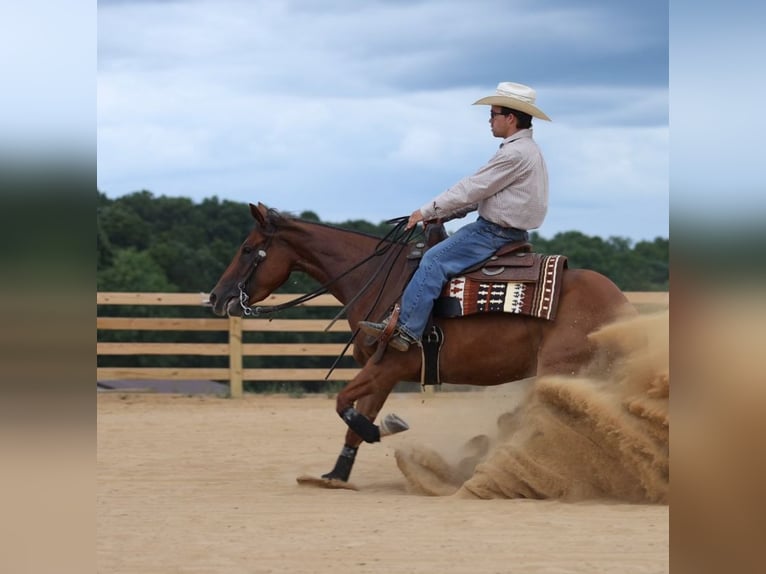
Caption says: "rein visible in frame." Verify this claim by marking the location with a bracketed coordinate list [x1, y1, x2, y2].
[236, 216, 416, 317]
[234, 213, 422, 381]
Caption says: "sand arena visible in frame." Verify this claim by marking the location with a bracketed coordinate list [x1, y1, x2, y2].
[97, 311, 668, 573]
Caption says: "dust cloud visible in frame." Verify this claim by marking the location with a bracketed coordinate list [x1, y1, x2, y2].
[395, 310, 669, 503]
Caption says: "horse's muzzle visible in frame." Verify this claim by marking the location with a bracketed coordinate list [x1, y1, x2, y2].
[208, 291, 240, 317]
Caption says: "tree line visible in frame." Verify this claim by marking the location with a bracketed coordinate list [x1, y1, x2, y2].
[97, 189, 668, 390]
[98, 189, 668, 294]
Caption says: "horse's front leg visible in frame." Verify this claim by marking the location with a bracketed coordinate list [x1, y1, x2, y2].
[335, 362, 407, 444]
[322, 366, 408, 482]
[322, 394, 398, 482]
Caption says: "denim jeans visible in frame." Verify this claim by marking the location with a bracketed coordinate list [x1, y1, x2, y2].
[397, 217, 529, 340]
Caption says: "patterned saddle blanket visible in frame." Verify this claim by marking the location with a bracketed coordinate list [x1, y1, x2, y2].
[433, 253, 568, 321]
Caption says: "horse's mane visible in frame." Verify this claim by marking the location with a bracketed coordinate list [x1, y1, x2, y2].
[263, 207, 409, 244]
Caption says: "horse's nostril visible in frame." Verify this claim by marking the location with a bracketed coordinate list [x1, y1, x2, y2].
[209, 293, 217, 305]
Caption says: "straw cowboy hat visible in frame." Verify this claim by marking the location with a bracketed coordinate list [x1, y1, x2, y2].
[473, 82, 551, 121]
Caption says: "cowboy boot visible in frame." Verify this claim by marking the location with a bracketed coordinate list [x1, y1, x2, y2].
[358, 320, 417, 352]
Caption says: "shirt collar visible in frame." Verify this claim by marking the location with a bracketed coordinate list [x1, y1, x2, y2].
[500, 129, 533, 147]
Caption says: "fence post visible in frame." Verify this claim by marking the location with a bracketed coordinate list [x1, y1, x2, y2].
[228, 315, 243, 397]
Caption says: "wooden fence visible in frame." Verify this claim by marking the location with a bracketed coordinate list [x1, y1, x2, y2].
[97, 291, 668, 397]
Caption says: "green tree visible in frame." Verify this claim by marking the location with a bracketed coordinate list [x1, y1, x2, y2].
[530, 230, 668, 291]
[97, 217, 113, 268]
[299, 210, 320, 222]
[97, 248, 176, 292]
[98, 202, 153, 251]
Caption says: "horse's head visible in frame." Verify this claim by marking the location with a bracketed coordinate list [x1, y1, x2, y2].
[208, 202, 295, 316]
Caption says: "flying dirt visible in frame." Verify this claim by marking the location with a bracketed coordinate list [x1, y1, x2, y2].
[395, 310, 669, 503]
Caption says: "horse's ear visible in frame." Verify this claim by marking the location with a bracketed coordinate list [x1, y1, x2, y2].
[249, 203, 268, 226]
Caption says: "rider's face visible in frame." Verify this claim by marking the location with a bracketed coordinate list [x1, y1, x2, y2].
[489, 107, 514, 138]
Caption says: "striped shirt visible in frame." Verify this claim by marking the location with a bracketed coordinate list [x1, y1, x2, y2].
[419, 129, 548, 230]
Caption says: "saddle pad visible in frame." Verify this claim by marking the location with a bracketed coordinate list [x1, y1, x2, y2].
[435, 254, 566, 321]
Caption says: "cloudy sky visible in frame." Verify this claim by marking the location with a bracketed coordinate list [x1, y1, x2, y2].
[97, 0, 669, 242]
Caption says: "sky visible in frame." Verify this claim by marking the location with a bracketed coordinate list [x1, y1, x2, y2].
[96, 0, 669, 242]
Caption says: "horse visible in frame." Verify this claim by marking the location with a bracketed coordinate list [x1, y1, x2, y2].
[208, 203, 636, 486]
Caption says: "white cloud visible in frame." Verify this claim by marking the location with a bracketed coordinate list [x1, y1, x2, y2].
[97, 0, 669, 241]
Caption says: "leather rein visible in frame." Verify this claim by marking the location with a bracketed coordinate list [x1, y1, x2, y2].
[234, 215, 416, 319]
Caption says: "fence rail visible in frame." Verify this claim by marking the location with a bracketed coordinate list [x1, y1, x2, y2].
[97, 291, 668, 397]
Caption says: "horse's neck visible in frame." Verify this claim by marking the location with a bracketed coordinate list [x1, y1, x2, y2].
[289, 223, 407, 319]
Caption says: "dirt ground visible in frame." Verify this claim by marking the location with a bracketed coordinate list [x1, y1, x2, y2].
[97, 389, 668, 573]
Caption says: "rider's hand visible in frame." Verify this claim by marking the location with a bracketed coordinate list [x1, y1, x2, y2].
[406, 209, 424, 230]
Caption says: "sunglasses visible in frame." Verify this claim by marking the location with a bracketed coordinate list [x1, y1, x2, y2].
[490, 110, 512, 119]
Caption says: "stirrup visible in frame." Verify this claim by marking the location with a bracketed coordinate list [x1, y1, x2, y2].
[370, 304, 402, 363]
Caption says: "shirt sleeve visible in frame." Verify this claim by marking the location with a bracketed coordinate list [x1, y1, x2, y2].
[419, 150, 524, 220]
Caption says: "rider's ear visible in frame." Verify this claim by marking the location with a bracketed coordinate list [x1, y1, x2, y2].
[249, 203, 268, 227]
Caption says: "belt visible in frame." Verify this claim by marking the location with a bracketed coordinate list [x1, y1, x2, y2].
[478, 216, 526, 233]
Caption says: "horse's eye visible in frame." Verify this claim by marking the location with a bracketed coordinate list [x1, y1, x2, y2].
[242, 245, 253, 254]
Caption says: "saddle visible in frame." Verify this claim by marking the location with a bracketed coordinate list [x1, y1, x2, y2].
[408, 232, 542, 284]
[459, 240, 541, 282]
[429, 233, 568, 322]
[388, 228, 566, 385]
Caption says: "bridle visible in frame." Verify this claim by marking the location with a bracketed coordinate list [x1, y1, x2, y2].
[232, 215, 416, 319]
[229, 213, 420, 379]
[235, 248, 268, 316]
[235, 243, 337, 317]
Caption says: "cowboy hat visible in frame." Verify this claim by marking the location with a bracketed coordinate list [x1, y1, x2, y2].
[473, 82, 551, 121]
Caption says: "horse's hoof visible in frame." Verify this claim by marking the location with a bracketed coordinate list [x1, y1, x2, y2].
[379, 413, 409, 437]
[296, 474, 359, 491]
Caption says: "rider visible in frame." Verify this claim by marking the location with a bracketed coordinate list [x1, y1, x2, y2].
[359, 82, 551, 351]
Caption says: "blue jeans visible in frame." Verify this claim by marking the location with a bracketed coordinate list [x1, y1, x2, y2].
[397, 217, 529, 340]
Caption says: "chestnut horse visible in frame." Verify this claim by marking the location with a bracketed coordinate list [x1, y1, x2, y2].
[209, 203, 635, 485]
